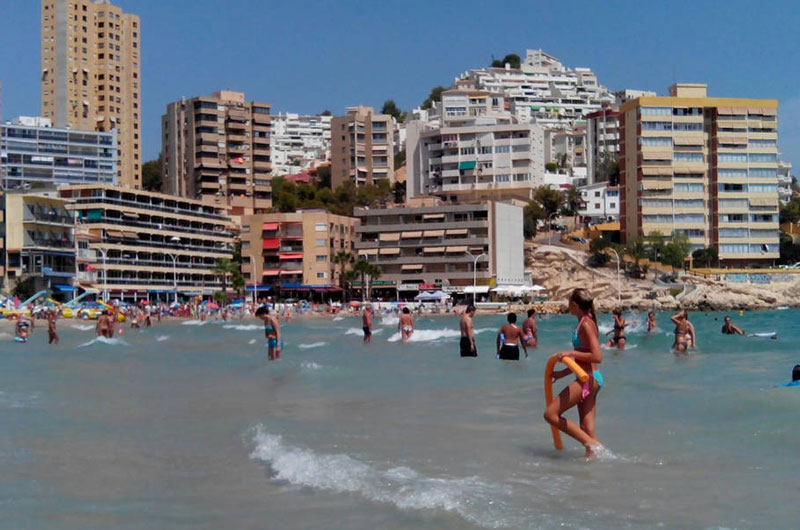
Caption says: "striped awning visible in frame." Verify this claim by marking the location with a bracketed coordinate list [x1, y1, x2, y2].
[379, 247, 401, 255]
[262, 269, 280, 276]
[642, 167, 673, 176]
[446, 246, 469, 253]
[641, 180, 673, 190]
[422, 213, 445, 220]
[358, 248, 379, 256]
[401, 264, 423, 271]
[401, 231, 423, 238]
[262, 222, 278, 230]
[749, 198, 778, 207]
[379, 232, 401, 241]
[279, 269, 303, 275]
[279, 253, 303, 260]
[106, 230, 125, 238]
[446, 229, 469, 236]
[423, 230, 445, 237]
[422, 246, 446, 253]
[672, 136, 704, 146]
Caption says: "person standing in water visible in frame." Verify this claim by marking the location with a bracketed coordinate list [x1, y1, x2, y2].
[605, 309, 626, 350]
[398, 307, 414, 343]
[47, 309, 59, 345]
[459, 305, 477, 357]
[496, 313, 528, 360]
[362, 305, 373, 343]
[522, 308, 538, 349]
[646, 311, 657, 333]
[721, 316, 745, 335]
[256, 306, 282, 361]
[96, 310, 111, 338]
[544, 288, 603, 458]
[670, 309, 696, 353]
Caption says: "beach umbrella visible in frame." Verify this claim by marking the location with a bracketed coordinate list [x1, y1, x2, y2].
[431, 290, 450, 299]
[138, 299, 149, 306]
[205, 302, 220, 310]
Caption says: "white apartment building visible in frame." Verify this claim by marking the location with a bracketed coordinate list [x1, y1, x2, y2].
[456, 49, 614, 130]
[406, 90, 545, 203]
[585, 107, 620, 184]
[270, 113, 331, 176]
[778, 159, 793, 203]
[546, 126, 586, 168]
[578, 182, 620, 222]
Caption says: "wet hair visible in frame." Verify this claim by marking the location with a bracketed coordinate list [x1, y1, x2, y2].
[648, 311, 655, 317]
[466, 304, 476, 314]
[569, 288, 597, 324]
[527, 308, 536, 317]
[793, 364, 800, 382]
[403, 307, 410, 314]
[507, 313, 517, 324]
[255, 306, 269, 317]
[612, 308, 622, 316]
[724, 316, 731, 321]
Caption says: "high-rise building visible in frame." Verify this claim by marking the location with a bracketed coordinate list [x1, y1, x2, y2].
[270, 113, 331, 176]
[1, 116, 117, 190]
[41, 0, 141, 188]
[161, 90, 272, 216]
[406, 90, 545, 203]
[331, 106, 395, 189]
[585, 107, 620, 184]
[619, 83, 780, 265]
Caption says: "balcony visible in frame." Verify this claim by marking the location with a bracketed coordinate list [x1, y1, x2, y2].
[69, 196, 229, 222]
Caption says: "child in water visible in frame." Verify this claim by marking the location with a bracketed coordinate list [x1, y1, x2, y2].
[544, 288, 603, 458]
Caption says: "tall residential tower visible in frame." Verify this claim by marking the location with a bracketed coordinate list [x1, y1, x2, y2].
[41, 0, 141, 188]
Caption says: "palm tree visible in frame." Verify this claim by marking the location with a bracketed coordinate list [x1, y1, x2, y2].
[352, 258, 372, 301]
[365, 263, 382, 301]
[343, 269, 359, 303]
[624, 237, 648, 278]
[333, 250, 353, 292]
[212, 258, 238, 298]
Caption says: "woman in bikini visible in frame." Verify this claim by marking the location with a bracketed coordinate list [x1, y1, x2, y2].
[544, 288, 603, 458]
[670, 309, 695, 354]
[605, 308, 626, 350]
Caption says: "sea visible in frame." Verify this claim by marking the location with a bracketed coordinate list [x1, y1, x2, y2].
[0, 310, 798, 529]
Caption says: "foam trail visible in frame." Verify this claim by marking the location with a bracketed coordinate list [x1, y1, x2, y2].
[345, 327, 383, 336]
[332, 315, 345, 322]
[299, 342, 326, 350]
[182, 320, 206, 326]
[70, 324, 95, 331]
[248, 339, 257, 345]
[249, 427, 513, 528]
[379, 315, 399, 327]
[78, 336, 129, 347]
[0, 390, 42, 409]
[156, 335, 169, 342]
[223, 324, 262, 331]
[0, 332, 11, 339]
[387, 327, 492, 343]
[300, 361, 323, 370]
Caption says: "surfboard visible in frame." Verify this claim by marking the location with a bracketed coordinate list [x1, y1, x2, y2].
[747, 332, 777, 339]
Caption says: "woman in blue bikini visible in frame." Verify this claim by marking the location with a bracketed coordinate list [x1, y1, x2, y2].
[544, 288, 604, 458]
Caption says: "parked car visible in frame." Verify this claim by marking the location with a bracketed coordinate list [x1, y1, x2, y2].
[569, 236, 588, 244]
[779, 262, 800, 269]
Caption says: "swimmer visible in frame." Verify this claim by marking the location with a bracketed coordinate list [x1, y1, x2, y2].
[362, 305, 373, 343]
[398, 307, 414, 343]
[721, 316, 744, 335]
[256, 306, 281, 361]
[96, 310, 112, 338]
[496, 312, 528, 360]
[782, 365, 800, 387]
[15, 315, 31, 342]
[543, 288, 603, 458]
[459, 304, 477, 357]
[605, 308, 626, 350]
[522, 308, 538, 349]
[646, 311, 657, 332]
[670, 309, 696, 353]
[47, 309, 59, 344]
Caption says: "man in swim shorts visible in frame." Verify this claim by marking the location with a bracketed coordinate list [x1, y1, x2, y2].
[362, 305, 373, 343]
[399, 307, 414, 343]
[256, 306, 282, 361]
[47, 309, 59, 344]
[522, 308, 538, 349]
[721, 316, 744, 335]
[459, 305, 477, 357]
[96, 310, 111, 338]
[496, 313, 528, 360]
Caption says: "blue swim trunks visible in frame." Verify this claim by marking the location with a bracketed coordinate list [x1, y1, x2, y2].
[268, 337, 278, 349]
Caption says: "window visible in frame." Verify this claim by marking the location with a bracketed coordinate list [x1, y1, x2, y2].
[674, 153, 703, 162]
[672, 107, 702, 116]
[315, 239, 326, 247]
[674, 199, 704, 208]
[719, 183, 746, 192]
[641, 137, 672, 147]
[641, 121, 672, 131]
[495, 145, 510, 153]
[673, 183, 704, 193]
[750, 168, 777, 178]
[316, 255, 327, 262]
[749, 139, 777, 147]
[749, 153, 777, 163]
[719, 213, 745, 223]
[718, 153, 747, 163]
[673, 123, 703, 131]
[460, 147, 475, 155]
[315, 223, 326, 231]
[640, 107, 672, 116]
[718, 168, 747, 178]
[642, 199, 672, 208]
[609, 203, 616, 209]
[718, 199, 748, 209]
[749, 184, 777, 193]
[316, 272, 327, 279]
[719, 228, 748, 238]
[750, 214, 775, 223]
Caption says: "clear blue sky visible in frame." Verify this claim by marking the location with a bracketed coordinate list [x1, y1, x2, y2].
[1, 0, 799, 166]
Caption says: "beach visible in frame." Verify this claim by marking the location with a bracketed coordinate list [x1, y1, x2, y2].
[1, 310, 798, 529]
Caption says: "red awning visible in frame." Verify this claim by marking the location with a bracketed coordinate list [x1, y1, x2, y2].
[279, 253, 303, 260]
[262, 238, 280, 250]
[262, 222, 278, 230]
[262, 269, 280, 276]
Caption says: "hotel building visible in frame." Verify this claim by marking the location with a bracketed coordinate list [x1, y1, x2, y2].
[353, 201, 524, 296]
[406, 90, 545, 203]
[239, 211, 356, 293]
[270, 113, 331, 176]
[161, 90, 272, 216]
[41, 0, 141, 188]
[3, 191, 76, 298]
[585, 107, 620, 184]
[1, 116, 116, 190]
[59, 184, 234, 300]
[619, 83, 780, 265]
[331, 106, 395, 188]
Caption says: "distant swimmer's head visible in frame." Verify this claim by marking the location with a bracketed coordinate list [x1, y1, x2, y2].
[466, 304, 476, 315]
[568, 288, 595, 317]
[507, 313, 517, 324]
[613, 308, 622, 317]
[648, 311, 655, 318]
[527, 308, 536, 317]
[793, 364, 800, 382]
[255, 306, 269, 318]
[724, 316, 731, 324]
[402, 307, 410, 314]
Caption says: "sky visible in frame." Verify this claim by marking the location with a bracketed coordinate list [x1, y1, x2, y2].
[1, 0, 799, 166]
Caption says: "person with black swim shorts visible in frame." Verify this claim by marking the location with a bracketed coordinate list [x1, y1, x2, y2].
[496, 312, 528, 361]
[459, 305, 477, 357]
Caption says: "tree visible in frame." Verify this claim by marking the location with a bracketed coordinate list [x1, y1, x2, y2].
[562, 187, 583, 216]
[365, 263, 382, 301]
[645, 231, 665, 262]
[11, 277, 35, 301]
[596, 154, 620, 186]
[393, 181, 406, 204]
[394, 149, 406, 170]
[320, 109, 332, 116]
[691, 247, 719, 268]
[523, 200, 546, 238]
[381, 100, 403, 122]
[212, 258, 238, 297]
[375, 179, 392, 207]
[343, 269, 359, 302]
[316, 165, 332, 188]
[490, 53, 521, 69]
[533, 186, 563, 216]
[661, 232, 691, 271]
[333, 250, 353, 293]
[780, 198, 800, 224]
[352, 259, 372, 301]
[142, 157, 162, 192]
[421, 86, 447, 110]
[625, 237, 648, 276]
[545, 162, 558, 172]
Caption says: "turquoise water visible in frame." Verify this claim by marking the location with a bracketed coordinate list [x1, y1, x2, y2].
[1, 311, 799, 529]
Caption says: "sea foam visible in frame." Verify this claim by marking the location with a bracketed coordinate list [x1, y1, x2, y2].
[70, 324, 95, 331]
[77, 336, 129, 347]
[223, 324, 262, 331]
[182, 320, 207, 326]
[386, 327, 492, 343]
[249, 426, 513, 528]
[298, 342, 327, 350]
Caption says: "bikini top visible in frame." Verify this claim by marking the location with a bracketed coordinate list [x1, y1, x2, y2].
[572, 315, 593, 349]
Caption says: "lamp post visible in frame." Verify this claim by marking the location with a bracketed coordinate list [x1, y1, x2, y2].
[98, 248, 107, 302]
[548, 212, 560, 246]
[608, 247, 621, 304]
[465, 251, 486, 306]
[169, 236, 181, 305]
[251, 256, 258, 307]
